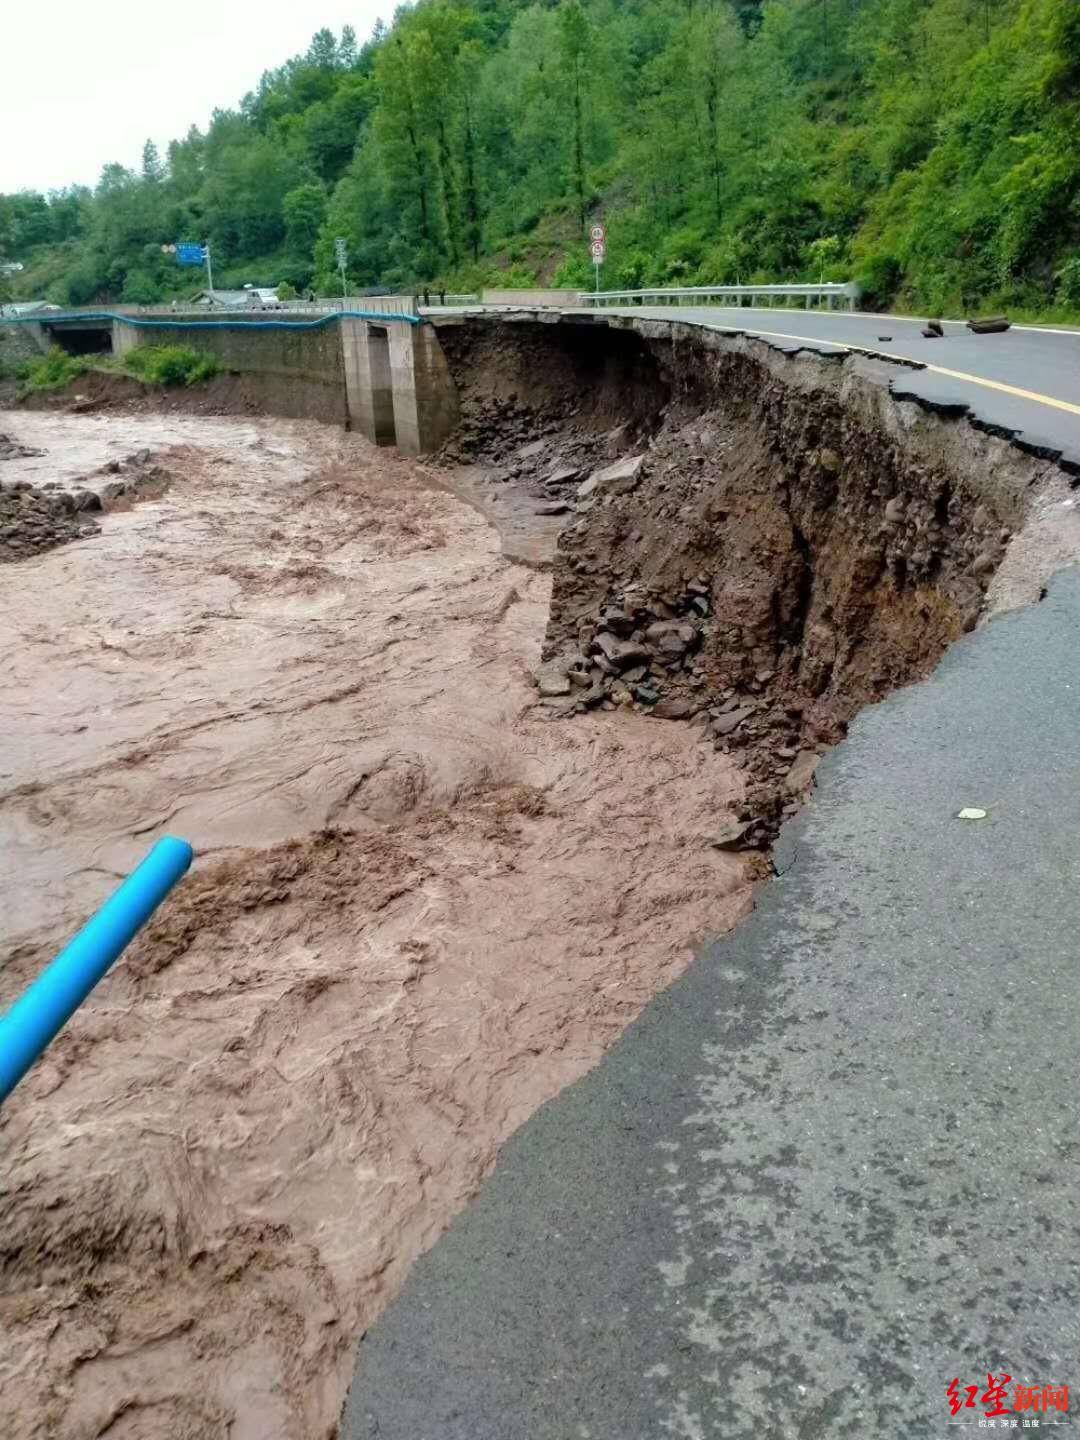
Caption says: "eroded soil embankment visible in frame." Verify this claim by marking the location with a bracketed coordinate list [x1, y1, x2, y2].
[0, 410, 753, 1440]
[16, 368, 317, 422]
[435, 317, 1072, 843]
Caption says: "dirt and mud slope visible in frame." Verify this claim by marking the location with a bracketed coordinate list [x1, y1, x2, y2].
[434, 315, 1075, 841]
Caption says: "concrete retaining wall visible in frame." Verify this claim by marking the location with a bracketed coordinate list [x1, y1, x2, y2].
[11, 311, 461, 454]
[114, 315, 347, 425]
[0, 322, 49, 369]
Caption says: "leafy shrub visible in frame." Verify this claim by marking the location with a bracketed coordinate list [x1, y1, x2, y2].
[1055, 255, 1080, 308]
[277, 281, 299, 301]
[613, 251, 650, 289]
[19, 348, 91, 393]
[658, 227, 707, 283]
[803, 235, 845, 282]
[123, 345, 221, 387]
[121, 269, 164, 304]
[552, 253, 594, 288]
[855, 253, 903, 311]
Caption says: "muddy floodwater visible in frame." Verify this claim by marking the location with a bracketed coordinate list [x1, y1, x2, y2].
[0, 410, 754, 1440]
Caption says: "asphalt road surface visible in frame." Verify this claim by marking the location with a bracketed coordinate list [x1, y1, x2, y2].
[625, 306, 1080, 472]
[344, 560, 1080, 1439]
[432, 302, 1080, 474]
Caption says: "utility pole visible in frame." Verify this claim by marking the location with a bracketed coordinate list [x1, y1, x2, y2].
[204, 242, 214, 302]
[335, 237, 348, 304]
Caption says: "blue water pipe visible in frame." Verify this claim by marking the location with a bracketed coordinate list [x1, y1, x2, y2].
[0, 836, 194, 1105]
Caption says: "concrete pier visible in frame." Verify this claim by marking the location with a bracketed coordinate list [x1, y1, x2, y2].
[342, 317, 458, 453]
[388, 323, 459, 456]
[342, 320, 397, 446]
[111, 321, 141, 359]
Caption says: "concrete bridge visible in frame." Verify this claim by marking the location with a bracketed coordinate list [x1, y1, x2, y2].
[1, 300, 458, 457]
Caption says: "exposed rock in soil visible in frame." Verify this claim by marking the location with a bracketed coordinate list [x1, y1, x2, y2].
[432, 321, 666, 559]
[0, 432, 44, 461]
[0, 478, 99, 560]
[434, 316, 1054, 848]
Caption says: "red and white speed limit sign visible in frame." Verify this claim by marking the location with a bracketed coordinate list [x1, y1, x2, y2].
[589, 224, 606, 242]
[590, 239, 606, 259]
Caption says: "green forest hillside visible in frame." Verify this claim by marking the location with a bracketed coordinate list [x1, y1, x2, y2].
[2, 0, 1078, 317]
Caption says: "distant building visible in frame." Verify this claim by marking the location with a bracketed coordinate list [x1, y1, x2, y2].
[194, 287, 284, 308]
[0, 300, 58, 317]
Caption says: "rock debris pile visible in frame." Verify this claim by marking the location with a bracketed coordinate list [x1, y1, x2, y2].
[435, 318, 1037, 850]
[0, 476, 100, 562]
[92, 447, 174, 508]
[0, 432, 44, 461]
[0, 444, 173, 563]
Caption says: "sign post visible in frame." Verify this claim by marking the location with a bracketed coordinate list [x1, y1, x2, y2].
[172, 242, 213, 302]
[335, 237, 348, 302]
[589, 223, 606, 296]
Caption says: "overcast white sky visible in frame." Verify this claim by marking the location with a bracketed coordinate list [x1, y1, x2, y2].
[2, 0, 387, 194]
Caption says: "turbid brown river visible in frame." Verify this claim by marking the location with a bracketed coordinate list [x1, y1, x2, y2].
[0, 409, 754, 1440]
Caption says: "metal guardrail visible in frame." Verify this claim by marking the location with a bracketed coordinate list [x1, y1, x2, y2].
[417, 293, 481, 308]
[582, 282, 860, 311]
[190, 293, 417, 317]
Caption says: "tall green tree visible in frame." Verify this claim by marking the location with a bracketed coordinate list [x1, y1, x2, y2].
[558, 0, 593, 234]
[283, 183, 327, 256]
[141, 140, 164, 183]
[4, 0, 1080, 317]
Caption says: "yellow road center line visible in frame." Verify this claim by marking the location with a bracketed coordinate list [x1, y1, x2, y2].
[711, 322, 1080, 421]
[895, 360, 1080, 419]
[697, 305, 1080, 338]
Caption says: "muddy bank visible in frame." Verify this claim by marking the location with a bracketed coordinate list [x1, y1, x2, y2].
[435, 317, 1073, 842]
[17, 368, 307, 422]
[0, 410, 754, 1439]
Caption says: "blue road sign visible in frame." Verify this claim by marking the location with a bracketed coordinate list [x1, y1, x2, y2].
[175, 243, 206, 266]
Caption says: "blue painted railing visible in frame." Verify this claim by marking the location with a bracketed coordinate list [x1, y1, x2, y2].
[3, 308, 419, 329]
